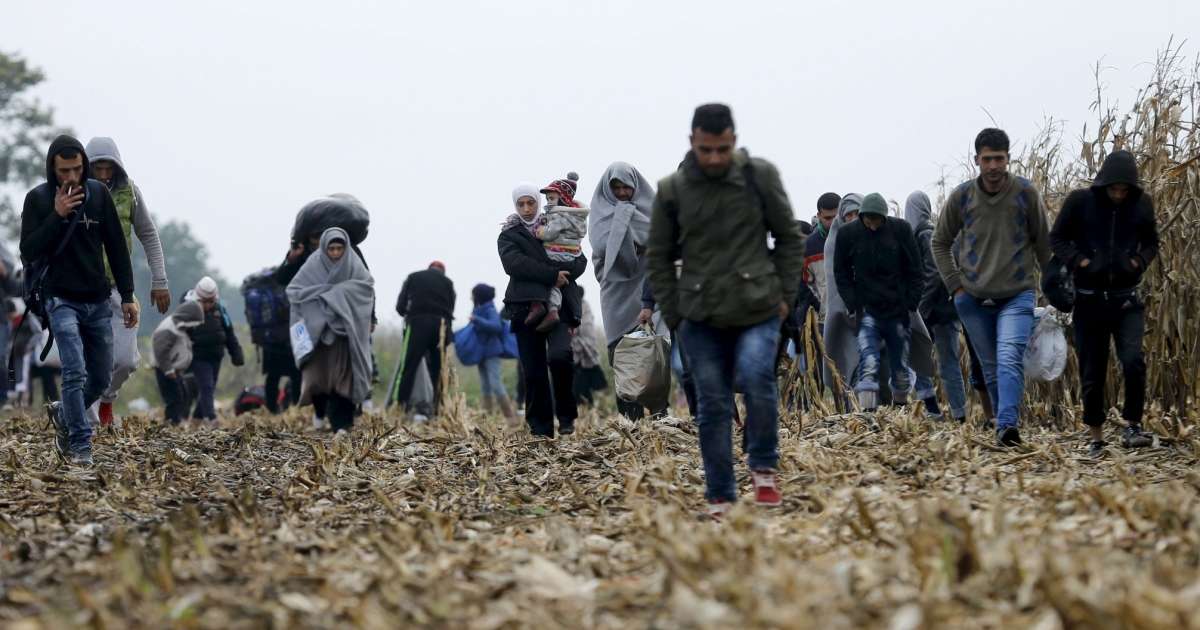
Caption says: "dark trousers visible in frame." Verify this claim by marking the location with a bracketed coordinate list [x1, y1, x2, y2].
[155, 369, 193, 424]
[1073, 292, 1146, 427]
[395, 314, 447, 413]
[191, 358, 222, 420]
[313, 393, 355, 432]
[514, 317, 576, 437]
[264, 366, 301, 414]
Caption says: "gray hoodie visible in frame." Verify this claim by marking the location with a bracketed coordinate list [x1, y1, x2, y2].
[152, 301, 205, 372]
[85, 137, 169, 292]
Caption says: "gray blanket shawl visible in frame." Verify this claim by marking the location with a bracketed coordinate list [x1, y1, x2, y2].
[588, 162, 655, 345]
[287, 227, 376, 404]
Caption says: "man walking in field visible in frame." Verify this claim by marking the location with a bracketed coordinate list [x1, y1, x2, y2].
[647, 103, 805, 518]
[931, 128, 1051, 447]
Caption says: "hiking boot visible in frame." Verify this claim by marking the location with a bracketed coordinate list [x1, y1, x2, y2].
[752, 469, 782, 507]
[98, 402, 114, 427]
[981, 418, 996, 430]
[523, 302, 547, 326]
[558, 421, 575, 436]
[535, 308, 561, 333]
[47, 402, 69, 459]
[1088, 440, 1108, 458]
[705, 500, 732, 521]
[998, 426, 1022, 447]
[1121, 425, 1153, 448]
[922, 396, 943, 420]
[70, 449, 94, 467]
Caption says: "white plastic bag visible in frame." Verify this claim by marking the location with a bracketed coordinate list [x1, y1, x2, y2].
[1025, 307, 1068, 382]
[612, 327, 672, 411]
[34, 329, 61, 369]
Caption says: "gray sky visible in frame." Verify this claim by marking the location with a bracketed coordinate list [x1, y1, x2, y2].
[4, 0, 1195, 327]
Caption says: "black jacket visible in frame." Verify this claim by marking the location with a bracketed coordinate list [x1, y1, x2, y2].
[498, 223, 587, 326]
[914, 224, 957, 326]
[396, 268, 456, 320]
[189, 302, 245, 365]
[833, 217, 923, 320]
[19, 135, 134, 304]
[1050, 150, 1159, 292]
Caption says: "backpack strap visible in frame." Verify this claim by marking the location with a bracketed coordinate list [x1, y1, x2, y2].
[741, 153, 769, 214]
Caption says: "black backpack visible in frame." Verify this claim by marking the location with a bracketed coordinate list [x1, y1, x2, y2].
[241, 268, 289, 346]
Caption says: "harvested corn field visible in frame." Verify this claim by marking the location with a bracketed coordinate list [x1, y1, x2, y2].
[2, 407, 1198, 629]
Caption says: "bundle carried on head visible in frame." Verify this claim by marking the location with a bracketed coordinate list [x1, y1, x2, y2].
[291, 193, 371, 246]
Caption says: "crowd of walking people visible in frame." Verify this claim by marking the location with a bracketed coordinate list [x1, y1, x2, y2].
[7, 102, 1161, 518]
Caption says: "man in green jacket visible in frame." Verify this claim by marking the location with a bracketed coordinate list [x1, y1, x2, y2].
[647, 103, 805, 519]
[85, 137, 172, 427]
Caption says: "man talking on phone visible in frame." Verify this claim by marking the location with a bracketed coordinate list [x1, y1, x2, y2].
[20, 135, 138, 467]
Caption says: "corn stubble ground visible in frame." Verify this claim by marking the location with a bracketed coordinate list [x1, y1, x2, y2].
[1, 403, 1198, 629]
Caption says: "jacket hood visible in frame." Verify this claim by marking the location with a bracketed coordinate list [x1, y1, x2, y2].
[836, 193, 863, 225]
[173, 301, 205, 327]
[45, 135, 90, 186]
[84, 137, 129, 188]
[904, 191, 933, 232]
[1091, 150, 1142, 193]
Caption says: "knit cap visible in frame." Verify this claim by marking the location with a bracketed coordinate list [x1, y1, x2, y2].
[541, 172, 581, 207]
[195, 276, 219, 300]
[859, 193, 889, 218]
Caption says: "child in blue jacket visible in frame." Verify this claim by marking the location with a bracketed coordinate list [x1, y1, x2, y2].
[470, 284, 517, 423]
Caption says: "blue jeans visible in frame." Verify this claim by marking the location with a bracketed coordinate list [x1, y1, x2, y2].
[477, 356, 509, 399]
[931, 322, 969, 419]
[855, 313, 912, 397]
[680, 316, 781, 503]
[47, 297, 113, 453]
[954, 290, 1035, 430]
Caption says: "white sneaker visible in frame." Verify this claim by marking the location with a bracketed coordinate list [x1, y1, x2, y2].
[312, 415, 329, 431]
[412, 413, 430, 423]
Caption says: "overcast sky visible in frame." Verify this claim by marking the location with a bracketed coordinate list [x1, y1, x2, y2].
[3, 0, 1196, 327]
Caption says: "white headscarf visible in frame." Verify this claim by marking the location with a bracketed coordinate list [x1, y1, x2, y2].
[503, 182, 543, 231]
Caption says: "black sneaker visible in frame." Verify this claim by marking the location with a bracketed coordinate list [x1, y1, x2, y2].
[1121, 425, 1153, 448]
[922, 396, 943, 420]
[998, 426, 1022, 447]
[47, 402, 69, 459]
[558, 422, 576, 436]
[1088, 440, 1108, 458]
[70, 450, 94, 467]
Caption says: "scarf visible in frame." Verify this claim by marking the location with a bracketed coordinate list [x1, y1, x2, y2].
[286, 227, 376, 404]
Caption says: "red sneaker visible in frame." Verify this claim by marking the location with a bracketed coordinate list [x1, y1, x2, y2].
[99, 402, 114, 427]
[752, 470, 781, 507]
[706, 500, 732, 521]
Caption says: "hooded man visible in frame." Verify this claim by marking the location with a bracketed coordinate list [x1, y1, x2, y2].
[932, 128, 1051, 447]
[390, 261, 456, 418]
[833, 193, 923, 411]
[152, 300, 205, 424]
[647, 103, 806, 518]
[1050, 150, 1159, 457]
[905, 191, 964, 421]
[84, 137, 171, 427]
[19, 135, 138, 466]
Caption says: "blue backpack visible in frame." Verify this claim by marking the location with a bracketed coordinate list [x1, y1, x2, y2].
[241, 268, 289, 345]
[453, 325, 484, 366]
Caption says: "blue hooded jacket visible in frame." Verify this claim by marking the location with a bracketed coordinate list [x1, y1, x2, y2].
[471, 301, 507, 360]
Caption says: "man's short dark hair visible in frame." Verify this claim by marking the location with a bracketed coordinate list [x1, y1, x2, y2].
[817, 192, 842, 211]
[975, 128, 1010, 154]
[692, 103, 735, 135]
[56, 147, 81, 160]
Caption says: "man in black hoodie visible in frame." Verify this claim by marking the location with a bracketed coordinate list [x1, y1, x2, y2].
[833, 192, 923, 411]
[1050, 150, 1159, 457]
[390, 261, 456, 418]
[19, 135, 137, 466]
